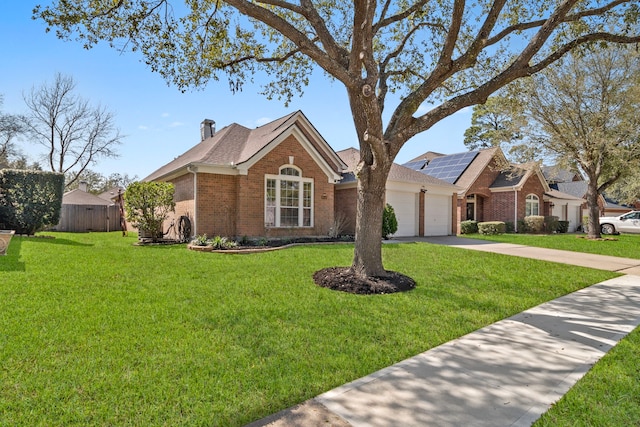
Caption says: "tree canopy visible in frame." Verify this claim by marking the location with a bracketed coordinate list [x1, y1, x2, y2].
[35, 0, 640, 278]
[525, 46, 640, 237]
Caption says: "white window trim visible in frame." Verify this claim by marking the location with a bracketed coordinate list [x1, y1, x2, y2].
[525, 194, 540, 216]
[265, 165, 314, 228]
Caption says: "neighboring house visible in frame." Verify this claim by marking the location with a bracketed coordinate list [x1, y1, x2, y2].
[144, 111, 345, 239]
[542, 166, 633, 219]
[404, 147, 584, 232]
[335, 148, 459, 237]
[55, 182, 122, 232]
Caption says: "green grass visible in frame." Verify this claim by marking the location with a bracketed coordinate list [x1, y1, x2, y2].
[0, 232, 618, 426]
[534, 325, 640, 426]
[462, 232, 640, 259]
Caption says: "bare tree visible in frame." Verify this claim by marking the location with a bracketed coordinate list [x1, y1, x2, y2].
[525, 47, 640, 238]
[0, 95, 26, 169]
[35, 1, 640, 280]
[22, 73, 123, 188]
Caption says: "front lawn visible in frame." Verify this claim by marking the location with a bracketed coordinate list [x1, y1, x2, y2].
[534, 325, 640, 426]
[0, 233, 617, 426]
[462, 232, 640, 259]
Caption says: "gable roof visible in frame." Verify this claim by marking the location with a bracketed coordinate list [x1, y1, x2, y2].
[489, 162, 551, 193]
[405, 147, 503, 190]
[336, 148, 459, 189]
[144, 111, 346, 183]
[556, 181, 587, 199]
[62, 189, 113, 206]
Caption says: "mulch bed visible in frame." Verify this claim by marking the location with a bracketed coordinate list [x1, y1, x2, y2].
[313, 267, 416, 295]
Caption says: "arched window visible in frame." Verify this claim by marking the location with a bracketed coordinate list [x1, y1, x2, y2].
[525, 194, 539, 216]
[265, 165, 313, 227]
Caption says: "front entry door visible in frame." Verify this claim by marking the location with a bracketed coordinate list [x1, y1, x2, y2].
[466, 202, 475, 221]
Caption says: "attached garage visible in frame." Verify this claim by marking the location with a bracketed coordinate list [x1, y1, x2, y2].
[386, 190, 418, 237]
[424, 193, 452, 236]
[334, 148, 459, 238]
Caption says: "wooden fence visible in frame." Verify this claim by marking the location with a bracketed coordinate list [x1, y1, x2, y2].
[55, 204, 122, 232]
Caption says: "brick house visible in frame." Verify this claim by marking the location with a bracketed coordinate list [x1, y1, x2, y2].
[144, 111, 460, 239]
[144, 111, 345, 239]
[404, 147, 584, 232]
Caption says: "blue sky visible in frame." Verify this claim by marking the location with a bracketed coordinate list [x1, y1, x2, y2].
[1, 2, 471, 180]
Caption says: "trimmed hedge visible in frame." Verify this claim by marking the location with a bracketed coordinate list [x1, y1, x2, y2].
[478, 221, 506, 235]
[460, 220, 478, 234]
[0, 169, 65, 234]
[524, 215, 545, 233]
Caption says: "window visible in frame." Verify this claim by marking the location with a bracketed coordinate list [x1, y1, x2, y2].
[265, 166, 313, 227]
[525, 194, 539, 216]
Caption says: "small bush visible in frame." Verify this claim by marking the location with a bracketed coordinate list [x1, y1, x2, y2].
[382, 203, 398, 239]
[191, 234, 209, 246]
[504, 221, 515, 233]
[210, 236, 238, 250]
[557, 220, 570, 233]
[478, 221, 506, 235]
[544, 216, 559, 233]
[517, 219, 527, 233]
[460, 220, 478, 234]
[524, 215, 545, 233]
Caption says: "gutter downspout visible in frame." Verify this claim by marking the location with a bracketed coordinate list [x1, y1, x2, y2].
[514, 189, 518, 233]
[187, 165, 197, 237]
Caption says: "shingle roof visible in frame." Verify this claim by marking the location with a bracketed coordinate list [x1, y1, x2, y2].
[556, 181, 587, 199]
[336, 148, 458, 188]
[545, 189, 584, 201]
[144, 111, 345, 182]
[62, 189, 113, 206]
[541, 165, 583, 183]
[490, 169, 526, 189]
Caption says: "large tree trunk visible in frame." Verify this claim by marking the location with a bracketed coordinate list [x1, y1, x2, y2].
[351, 160, 390, 277]
[585, 178, 601, 239]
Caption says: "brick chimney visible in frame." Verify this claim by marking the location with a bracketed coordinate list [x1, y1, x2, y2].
[79, 181, 88, 192]
[200, 119, 216, 141]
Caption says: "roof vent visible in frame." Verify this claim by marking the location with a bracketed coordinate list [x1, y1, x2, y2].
[200, 119, 216, 141]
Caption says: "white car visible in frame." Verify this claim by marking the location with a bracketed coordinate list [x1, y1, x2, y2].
[600, 210, 640, 234]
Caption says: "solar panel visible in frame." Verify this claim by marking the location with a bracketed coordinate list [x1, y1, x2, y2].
[402, 159, 428, 171]
[422, 151, 478, 183]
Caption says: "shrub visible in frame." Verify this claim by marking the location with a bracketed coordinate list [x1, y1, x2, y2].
[382, 203, 398, 239]
[557, 220, 570, 233]
[191, 234, 209, 246]
[517, 219, 527, 233]
[460, 220, 478, 234]
[124, 182, 175, 242]
[524, 215, 545, 233]
[504, 221, 515, 233]
[210, 235, 238, 250]
[544, 216, 559, 233]
[0, 169, 65, 234]
[478, 221, 506, 235]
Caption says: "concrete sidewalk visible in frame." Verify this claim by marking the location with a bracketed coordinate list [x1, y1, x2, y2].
[248, 240, 640, 427]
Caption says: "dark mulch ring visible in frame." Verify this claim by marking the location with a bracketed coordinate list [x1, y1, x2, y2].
[313, 267, 416, 295]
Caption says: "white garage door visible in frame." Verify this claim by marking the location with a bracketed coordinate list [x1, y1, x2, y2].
[424, 194, 451, 236]
[386, 191, 418, 237]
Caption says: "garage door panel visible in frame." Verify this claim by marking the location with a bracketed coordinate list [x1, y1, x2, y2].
[386, 191, 417, 237]
[424, 194, 451, 236]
